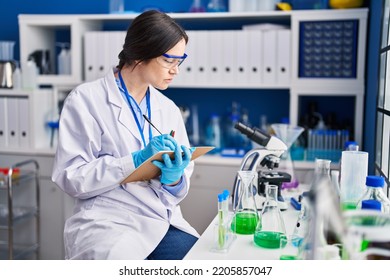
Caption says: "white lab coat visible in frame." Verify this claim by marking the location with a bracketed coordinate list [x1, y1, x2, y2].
[52, 69, 199, 260]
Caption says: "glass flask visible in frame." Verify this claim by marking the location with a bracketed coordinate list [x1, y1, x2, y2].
[231, 170, 259, 235]
[254, 184, 286, 248]
[356, 176, 390, 214]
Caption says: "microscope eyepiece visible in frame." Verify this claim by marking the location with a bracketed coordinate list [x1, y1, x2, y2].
[234, 122, 270, 147]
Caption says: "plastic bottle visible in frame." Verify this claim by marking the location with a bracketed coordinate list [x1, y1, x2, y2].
[57, 43, 71, 75]
[223, 102, 241, 149]
[190, 0, 206, 12]
[205, 113, 222, 153]
[22, 59, 38, 90]
[109, 0, 124, 13]
[12, 61, 22, 89]
[339, 150, 368, 211]
[207, 0, 227, 12]
[356, 176, 390, 214]
[344, 140, 359, 151]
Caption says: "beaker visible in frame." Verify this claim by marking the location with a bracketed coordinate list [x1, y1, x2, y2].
[339, 151, 368, 210]
[231, 170, 259, 235]
[254, 184, 286, 248]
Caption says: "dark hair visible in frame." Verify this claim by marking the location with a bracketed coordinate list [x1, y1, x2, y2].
[117, 10, 188, 69]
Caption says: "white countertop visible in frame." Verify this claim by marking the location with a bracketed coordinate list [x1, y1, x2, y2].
[184, 196, 301, 260]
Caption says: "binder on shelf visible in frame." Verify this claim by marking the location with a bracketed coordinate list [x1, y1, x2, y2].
[193, 31, 210, 85]
[111, 31, 125, 71]
[247, 30, 263, 85]
[84, 32, 99, 82]
[7, 98, 19, 148]
[122, 146, 214, 183]
[100, 32, 112, 78]
[93, 32, 107, 79]
[236, 31, 249, 84]
[276, 29, 291, 86]
[262, 29, 277, 85]
[208, 30, 223, 85]
[18, 98, 30, 148]
[0, 97, 8, 148]
[221, 30, 237, 85]
[174, 30, 196, 86]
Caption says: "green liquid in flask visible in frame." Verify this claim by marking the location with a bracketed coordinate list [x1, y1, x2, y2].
[254, 231, 285, 249]
[231, 212, 258, 234]
[279, 255, 298, 260]
[341, 202, 357, 211]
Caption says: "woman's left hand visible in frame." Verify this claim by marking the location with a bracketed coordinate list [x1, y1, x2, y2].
[152, 145, 192, 185]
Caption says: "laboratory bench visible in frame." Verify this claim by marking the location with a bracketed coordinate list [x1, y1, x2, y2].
[180, 155, 334, 235]
[184, 192, 301, 260]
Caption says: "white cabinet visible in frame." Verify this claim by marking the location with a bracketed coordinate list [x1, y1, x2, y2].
[289, 9, 368, 145]
[18, 15, 101, 86]
[0, 89, 53, 154]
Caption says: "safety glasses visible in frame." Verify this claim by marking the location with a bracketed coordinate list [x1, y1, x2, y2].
[156, 53, 187, 69]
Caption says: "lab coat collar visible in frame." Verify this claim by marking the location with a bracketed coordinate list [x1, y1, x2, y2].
[104, 68, 162, 146]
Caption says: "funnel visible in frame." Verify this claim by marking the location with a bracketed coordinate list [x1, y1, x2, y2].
[271, 123, 304, 149]
[271, 123, 304, 191]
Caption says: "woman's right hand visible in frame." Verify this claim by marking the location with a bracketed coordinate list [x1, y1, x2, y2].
[132, 134, 177, 168]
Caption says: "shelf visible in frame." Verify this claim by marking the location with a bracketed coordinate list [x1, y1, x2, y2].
[0, 242, 39, 260]
[0, 159, 40, 260]
[195, 154, 339, 169]
[0, 147, 56, 156]
[0, 169, 37, 189]
[170, 83, 290, 89]
[0, 206, 38, 229]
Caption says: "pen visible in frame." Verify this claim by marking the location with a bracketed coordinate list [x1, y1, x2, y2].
[142, 114, 163, 135]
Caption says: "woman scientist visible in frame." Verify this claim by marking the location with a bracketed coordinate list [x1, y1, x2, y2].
[52, 10, 199, 260]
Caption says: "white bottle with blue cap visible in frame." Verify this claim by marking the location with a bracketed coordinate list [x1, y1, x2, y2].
[356, 176, 390, 214]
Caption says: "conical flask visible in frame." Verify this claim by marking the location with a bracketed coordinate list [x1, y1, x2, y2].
[254, 184, 286, 248]
[231, 170, 259, 235]
[271, 123, 304, 189]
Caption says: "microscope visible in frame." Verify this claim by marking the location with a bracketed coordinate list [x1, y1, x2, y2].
[232, 122, 291, 211]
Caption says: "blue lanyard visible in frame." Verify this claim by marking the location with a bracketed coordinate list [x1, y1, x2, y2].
[118, 71, 152, 148]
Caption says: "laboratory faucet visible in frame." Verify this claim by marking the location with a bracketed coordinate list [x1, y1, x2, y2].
[232, 122, 288, 211]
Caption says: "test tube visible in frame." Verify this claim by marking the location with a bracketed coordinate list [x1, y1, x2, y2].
[217, 193, 225, 248]
[222, 189, 230, 219]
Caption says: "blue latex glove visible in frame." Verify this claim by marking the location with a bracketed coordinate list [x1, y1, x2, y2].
[152, 145, 193, 185]
[132, 134, 176, 168]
